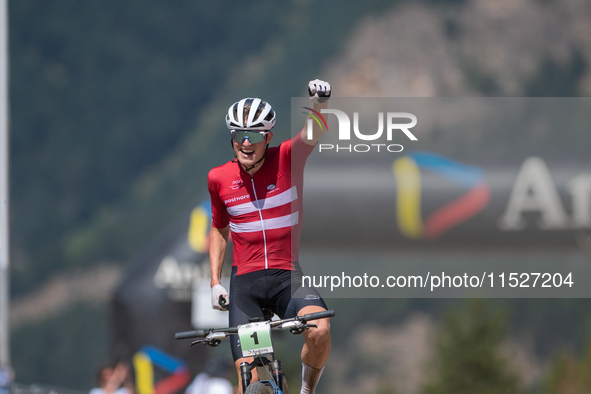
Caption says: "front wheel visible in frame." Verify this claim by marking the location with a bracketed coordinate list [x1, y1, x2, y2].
[245, 381, 273, 394]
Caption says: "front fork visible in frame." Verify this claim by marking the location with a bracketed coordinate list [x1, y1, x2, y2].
[239, 362, 252, 393]
[271, 360, 285, 392]
[240, 359, 284, 394]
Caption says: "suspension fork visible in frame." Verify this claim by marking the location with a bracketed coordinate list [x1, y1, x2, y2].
[272, 359, 284, 392]
[240, 362, 252, 394]
[240, 357, 283, 393]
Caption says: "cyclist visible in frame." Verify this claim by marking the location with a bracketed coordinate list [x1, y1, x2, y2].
[207, 79, 332, 394]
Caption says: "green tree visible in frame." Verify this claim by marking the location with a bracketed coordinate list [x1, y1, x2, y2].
[422, 299, 522, 394]
[543, 329, 591, 394]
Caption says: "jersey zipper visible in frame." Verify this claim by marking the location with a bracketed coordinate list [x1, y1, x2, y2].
[251, 176, 268, 269]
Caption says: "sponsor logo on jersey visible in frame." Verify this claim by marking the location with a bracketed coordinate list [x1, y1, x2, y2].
[231, 180, 243, 190]
[224, 194, 251, 205]
[267, 183, 276, 191]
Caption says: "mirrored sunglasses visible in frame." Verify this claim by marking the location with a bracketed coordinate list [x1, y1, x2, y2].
[231, 130, 269, 144]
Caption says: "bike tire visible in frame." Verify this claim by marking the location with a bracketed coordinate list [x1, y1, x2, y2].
[245, 381, 274, 394]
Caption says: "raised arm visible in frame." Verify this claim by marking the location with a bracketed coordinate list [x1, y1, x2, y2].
[301, 79, 331, 146]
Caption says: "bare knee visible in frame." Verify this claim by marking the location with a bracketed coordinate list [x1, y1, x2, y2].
[304, 318, 331, 349]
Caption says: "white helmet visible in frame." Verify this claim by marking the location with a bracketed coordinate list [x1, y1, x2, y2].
[226, 98, 276, 131]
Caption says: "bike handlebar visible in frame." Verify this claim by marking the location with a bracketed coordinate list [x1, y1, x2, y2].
[175, 330, 208, 340]
[174, 309, 335, 340]
[175, 326, 239, 340]
[301, 310, 335, 322]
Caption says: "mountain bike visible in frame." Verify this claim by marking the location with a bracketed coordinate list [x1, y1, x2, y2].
[175, 299, 335, 394]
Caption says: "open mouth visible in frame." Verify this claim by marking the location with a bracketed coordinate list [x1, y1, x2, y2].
[240, 148, 255, 159]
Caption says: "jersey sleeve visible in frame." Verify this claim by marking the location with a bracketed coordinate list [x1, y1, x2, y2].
[282, 132, 315, 175]
[207, 169, 230, 229]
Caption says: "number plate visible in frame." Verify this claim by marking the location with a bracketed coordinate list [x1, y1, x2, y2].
[238, 322, 273, 357]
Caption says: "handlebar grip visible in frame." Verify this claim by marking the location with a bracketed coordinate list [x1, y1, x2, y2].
[219, 295, 227, 308]
[175, 330, 208, 340]
[302, 309, 335, 322]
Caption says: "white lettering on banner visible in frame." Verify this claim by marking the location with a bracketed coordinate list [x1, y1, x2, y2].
[568, 173, 591, 228]
[154, 256, 204, 290]
[498, 157, 569, 230]
[498, 157, 591, 231]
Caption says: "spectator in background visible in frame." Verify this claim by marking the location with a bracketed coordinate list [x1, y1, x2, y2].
[89, 361, 134, 394]
[185, 358, 233, 394]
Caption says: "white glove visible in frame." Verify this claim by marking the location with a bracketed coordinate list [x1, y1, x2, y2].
[308, 79, 331, 103]
[211, 284, 229, 311]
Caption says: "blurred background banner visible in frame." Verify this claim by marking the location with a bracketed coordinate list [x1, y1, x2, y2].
[111, 198, 231, 384]
[293, 98, 591, 250]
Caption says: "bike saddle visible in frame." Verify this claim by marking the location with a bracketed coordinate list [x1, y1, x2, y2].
[247, 308, 274, 323]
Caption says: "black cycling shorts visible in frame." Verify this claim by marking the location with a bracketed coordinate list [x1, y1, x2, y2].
[228, 262, 327, 361]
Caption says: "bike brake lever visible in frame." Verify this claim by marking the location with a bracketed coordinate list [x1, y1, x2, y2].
[209, 339, 222, 347]
[289, 323, 318, 335]
[190, 338, 222, 347]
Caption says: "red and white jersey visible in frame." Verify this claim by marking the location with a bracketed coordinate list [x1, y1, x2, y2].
[207, 133, 314, 275]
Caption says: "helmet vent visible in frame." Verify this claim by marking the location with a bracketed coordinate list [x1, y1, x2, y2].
[226, 97, 276, 131]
